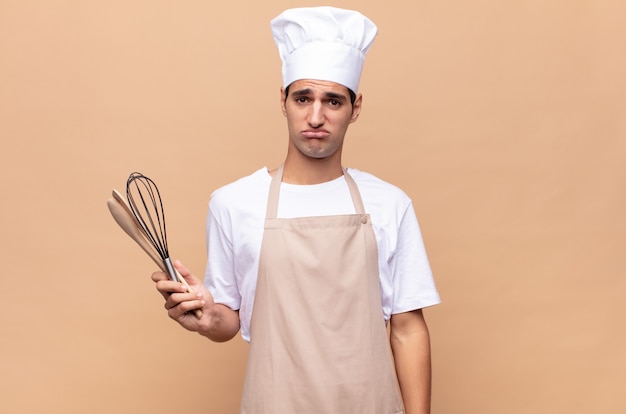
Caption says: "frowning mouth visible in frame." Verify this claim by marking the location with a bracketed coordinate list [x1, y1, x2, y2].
[302, 130, 330, 139]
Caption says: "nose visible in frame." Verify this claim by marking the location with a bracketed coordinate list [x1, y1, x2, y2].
[307, 101, 325, 128]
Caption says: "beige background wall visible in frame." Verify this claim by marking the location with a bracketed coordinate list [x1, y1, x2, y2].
[1, 0, 624, 413]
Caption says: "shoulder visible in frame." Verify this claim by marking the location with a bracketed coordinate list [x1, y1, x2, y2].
[211, 167, 270, 203]
[209, 167, 271, 217]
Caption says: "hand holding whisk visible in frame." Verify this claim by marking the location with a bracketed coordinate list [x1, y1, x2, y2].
[107, 172, 202, 319]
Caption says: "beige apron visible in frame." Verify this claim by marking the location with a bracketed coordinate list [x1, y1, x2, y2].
[240, 164, 404, 414]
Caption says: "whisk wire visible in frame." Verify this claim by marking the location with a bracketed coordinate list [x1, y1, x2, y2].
[126, 172, 170, 261]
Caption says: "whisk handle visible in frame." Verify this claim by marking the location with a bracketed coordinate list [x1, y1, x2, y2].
[163, 257, 180, 283]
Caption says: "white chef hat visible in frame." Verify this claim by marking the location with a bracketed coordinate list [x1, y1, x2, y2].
[270, 6, 378, 93]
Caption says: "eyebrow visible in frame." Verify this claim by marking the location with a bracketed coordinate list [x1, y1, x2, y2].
[291, 88, 348, 102]
[291, 88, 313, 97]
[324, 91, 348, 102]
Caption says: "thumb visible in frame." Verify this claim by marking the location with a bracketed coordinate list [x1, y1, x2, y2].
[173, 259, 200, 287]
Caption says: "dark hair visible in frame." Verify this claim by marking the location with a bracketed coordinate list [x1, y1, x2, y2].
[284, 84, 357, 106]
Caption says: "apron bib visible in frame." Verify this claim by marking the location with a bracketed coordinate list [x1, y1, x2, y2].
[240, 164, 404, 414]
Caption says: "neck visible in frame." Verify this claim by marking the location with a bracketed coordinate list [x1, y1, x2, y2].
[280, 153, 343, 185]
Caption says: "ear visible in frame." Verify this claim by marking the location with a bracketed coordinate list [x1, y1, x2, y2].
[280, 86, 287, 116]
[350, 93, 363, 123]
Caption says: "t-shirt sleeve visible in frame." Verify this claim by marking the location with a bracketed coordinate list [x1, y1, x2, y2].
[204, 204, 242, 311]
[391, 202, 441, 313]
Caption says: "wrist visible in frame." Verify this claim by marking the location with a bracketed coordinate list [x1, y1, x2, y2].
[198, 304, 239, 342]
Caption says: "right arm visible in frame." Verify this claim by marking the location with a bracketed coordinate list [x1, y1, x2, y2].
[152, 260, 240, 342]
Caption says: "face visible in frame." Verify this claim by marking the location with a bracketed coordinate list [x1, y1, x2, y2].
[281, 79, 362, 162]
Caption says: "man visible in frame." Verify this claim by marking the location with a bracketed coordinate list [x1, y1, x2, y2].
[152, 6, 440, 414]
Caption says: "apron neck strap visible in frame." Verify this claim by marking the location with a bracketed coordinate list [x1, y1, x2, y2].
[266, 164, 366, 219]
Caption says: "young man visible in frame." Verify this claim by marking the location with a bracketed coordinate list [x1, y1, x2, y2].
[152, 6, 440, 414]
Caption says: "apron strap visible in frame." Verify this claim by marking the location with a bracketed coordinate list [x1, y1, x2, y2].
[343, 167, 366, 215]
[266, 164, 284, 219]
[266, 164, 366, 219]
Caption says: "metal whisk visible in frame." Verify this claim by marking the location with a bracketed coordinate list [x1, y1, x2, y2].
[126, 172, 179, 283]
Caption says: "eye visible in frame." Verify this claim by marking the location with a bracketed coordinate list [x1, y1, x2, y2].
[328, 99, 342, 107]
[295, 96, 309, 104]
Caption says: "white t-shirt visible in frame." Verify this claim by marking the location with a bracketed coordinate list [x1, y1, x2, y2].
[204, 167, 440, 342]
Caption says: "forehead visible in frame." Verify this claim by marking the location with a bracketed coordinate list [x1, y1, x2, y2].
[288, 79, 351, 97]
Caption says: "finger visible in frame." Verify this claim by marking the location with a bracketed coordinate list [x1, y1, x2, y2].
[171, 260, 208, 319]
[164, 289, 203, 309]
[154, 279, 186, 301]
[151, 270, 168, 283]
[173, 259, 190, 275]
[168, 298, 206, 320]
[152, 271, 174, 300]
[157, 280, 189, 294]
[173, 260, 200, 286]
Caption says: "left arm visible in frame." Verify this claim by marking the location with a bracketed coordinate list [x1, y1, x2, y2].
[390, 309, 432, 414]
